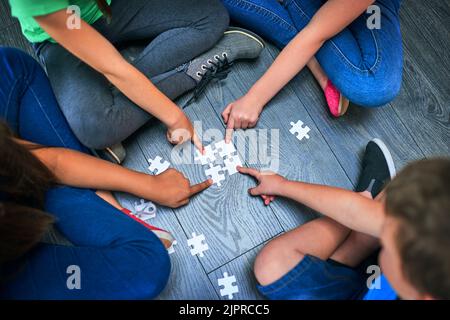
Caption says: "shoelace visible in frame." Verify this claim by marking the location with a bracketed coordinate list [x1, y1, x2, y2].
[183, 55, 233, 108]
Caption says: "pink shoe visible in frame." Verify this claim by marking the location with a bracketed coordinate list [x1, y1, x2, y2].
[121, 208, 174, 248]
[324, 79, 350, 117]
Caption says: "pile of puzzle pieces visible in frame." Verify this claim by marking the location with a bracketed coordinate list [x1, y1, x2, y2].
[194, 140, 243, 187]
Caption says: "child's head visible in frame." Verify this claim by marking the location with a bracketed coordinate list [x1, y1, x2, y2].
[379, 158, 450, 300]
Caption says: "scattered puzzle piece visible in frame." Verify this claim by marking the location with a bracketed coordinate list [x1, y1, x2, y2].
[134, 199, 157, 220]
[218, 272, 239, 299]
[205, 163, 226, 186]
[289, 120, 311, 141]
[168, 240, 177, 255]
[148, 156, 170, 175]
[187, 232, 209, 258]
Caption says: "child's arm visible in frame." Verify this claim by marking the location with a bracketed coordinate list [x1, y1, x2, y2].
[223, 0, 375, 142]
[34, 10, 202, 151]
[20, 139, 211, 208]
[238, 167, 384, 237]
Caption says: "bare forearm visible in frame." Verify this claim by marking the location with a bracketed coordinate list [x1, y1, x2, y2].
[279, 180, 384, 237]
[35, 12, 182, 127]
[33, 147, 151, 196]
[105, 63, 180, 127]
[247, 27, 322, 108]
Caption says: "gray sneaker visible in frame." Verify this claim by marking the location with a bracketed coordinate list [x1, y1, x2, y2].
[94, 142, 127, 164]
[183, 27, 265, 107]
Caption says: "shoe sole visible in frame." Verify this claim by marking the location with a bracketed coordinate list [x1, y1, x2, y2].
[104, 147, 122, 164]
[371, 138, 396, 179]
[152, 229, 175, 245]
[120, 208, 175, 248]
[225, 27, 265, 49]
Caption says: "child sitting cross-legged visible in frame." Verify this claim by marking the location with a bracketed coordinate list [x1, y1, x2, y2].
[238, 140, 450, 300]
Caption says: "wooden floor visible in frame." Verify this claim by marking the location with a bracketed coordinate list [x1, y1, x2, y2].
[1, 1, 449, 300]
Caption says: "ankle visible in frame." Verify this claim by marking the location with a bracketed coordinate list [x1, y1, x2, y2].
[318, 76, 329, 91]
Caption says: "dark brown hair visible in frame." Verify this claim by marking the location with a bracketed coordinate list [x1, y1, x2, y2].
[385, 158, 450, 299]
[0, 122, 55, 265]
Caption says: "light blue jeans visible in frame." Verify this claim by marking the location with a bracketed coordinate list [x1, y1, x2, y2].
[221, 0, 403, 107]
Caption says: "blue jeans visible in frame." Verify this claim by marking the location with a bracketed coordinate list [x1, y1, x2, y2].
[0, 47, 170, 299]
[257, 254, 379, 300]
[221, 0, 403, 107]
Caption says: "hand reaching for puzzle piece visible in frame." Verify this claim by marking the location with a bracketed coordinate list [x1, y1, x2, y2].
[133, 169, 212, 208]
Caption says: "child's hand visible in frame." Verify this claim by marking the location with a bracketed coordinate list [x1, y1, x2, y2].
[237, 166, 287, 204]
[167, 111, 203, 152]
[137, 169, 212, 208]
[222, 95, 263, 143]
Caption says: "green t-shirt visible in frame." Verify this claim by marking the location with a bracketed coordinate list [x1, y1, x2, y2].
[9, 0, 112, 43]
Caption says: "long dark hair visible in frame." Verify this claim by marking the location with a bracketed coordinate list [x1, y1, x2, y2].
[0, 122, 55, 265]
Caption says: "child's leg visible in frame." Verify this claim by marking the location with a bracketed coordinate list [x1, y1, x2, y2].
[95, 190, 123, 210]
[97, 0, 230, 93]
[254, 217, 350, 286]
[220, 0, 338, 112]
[254, 190, 381, 287]
[328, 191, 382, 267]
[2, 186, 171, 299]
[284, 0, 403, 107]
[0, 47, 87, 152]
[38, 0, 229, 150]
[220, 0, 298, 48]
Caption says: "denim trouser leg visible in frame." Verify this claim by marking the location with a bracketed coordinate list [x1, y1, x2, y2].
[221, 0, 403, 107]
[0, 48, 171, 299]
[37, 0, 229, 149]
[0, 47, 85, 151]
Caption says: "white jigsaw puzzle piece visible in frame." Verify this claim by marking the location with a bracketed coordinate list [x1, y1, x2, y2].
[168, 240, 177, 255]
[134, 199, 157, 220]
[194, 145, 217, 165]
[187, 232, 209, 258]
[205, 163, 226, 186]
[214, 140, 237, 158]
[289, 120, 311, 141]
[148, 156, 170, 174]
[218, 272, 239, 300]
[223, 154, 243, 176]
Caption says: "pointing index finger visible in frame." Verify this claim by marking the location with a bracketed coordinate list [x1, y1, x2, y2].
[237, 166, 261, 179]
[192, 132, 204, 153]
[189, 179, 213, 196]
[225, 117, 235, 143]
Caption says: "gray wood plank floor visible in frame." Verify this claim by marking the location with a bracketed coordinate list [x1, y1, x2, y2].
[1, 1, 448, 299]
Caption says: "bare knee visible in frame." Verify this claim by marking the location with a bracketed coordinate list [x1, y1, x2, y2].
[254, 240, 305, 286]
